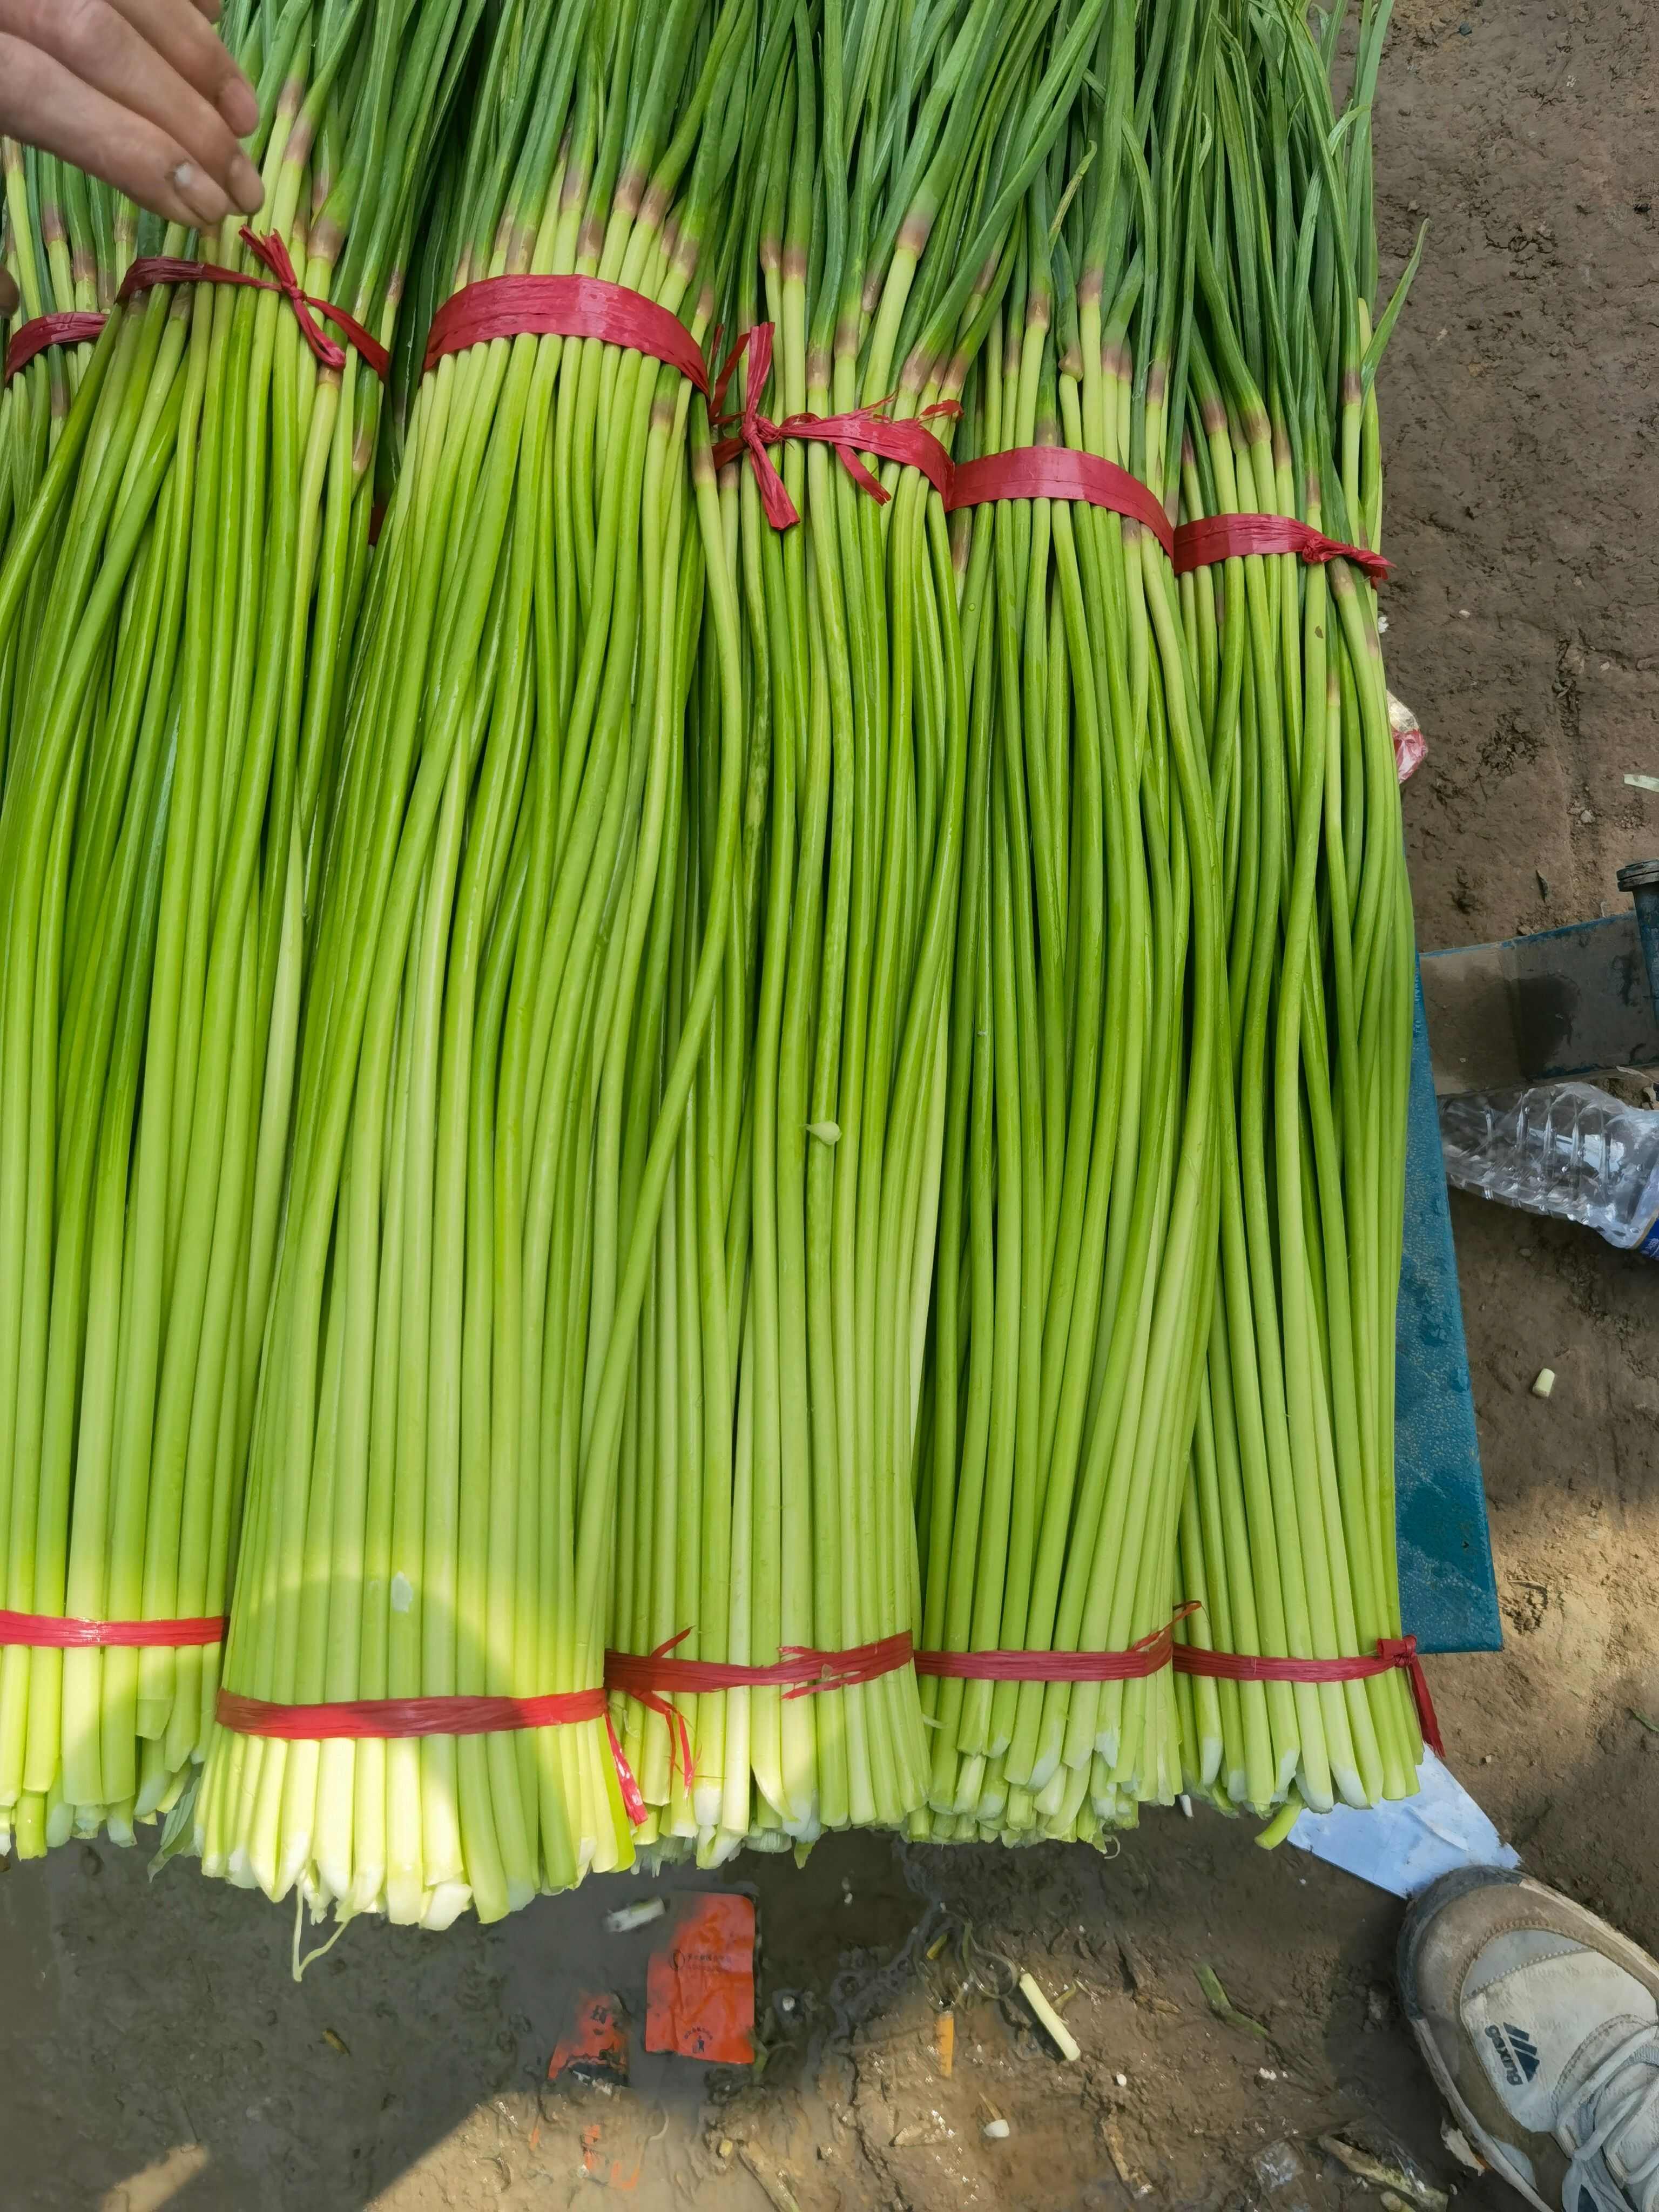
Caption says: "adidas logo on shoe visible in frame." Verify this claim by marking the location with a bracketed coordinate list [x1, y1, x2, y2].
[1485, 2020, 1541, 2087]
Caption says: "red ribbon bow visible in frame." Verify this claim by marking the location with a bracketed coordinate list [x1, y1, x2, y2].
[236, 227, 355, 372]
[116, 227, 390, 382]
[710, 322, 956, 530]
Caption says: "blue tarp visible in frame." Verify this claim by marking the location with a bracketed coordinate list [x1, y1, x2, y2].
[1396, 966, 1501, 1655]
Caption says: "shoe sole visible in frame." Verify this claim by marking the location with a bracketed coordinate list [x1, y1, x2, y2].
[1397, 1867, 1554, 2212]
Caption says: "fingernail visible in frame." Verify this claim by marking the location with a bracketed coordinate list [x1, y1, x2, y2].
[171, 161, 229, 232]
[222, 76, 260, 138]
[231, 153, 265, 215]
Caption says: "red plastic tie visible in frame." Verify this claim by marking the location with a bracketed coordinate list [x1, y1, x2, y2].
[422, 272, 710, 390]
[1172, 1634, 1443, 1758]
[777, 1631, 914, 1697]
[3, 311, 108, 384]
[608, 1630, 913, 1700]
[944, 442, 1177, 557]
[1172, 511, 1391, 586]
[214, 1684, 606, 1741]
[914, 1604, 1199, 1683]
[710, 322, 956, 530]
[605, 1630, 699, 1796]
[604, 1628, 916, 1794]
[116, 228, 390, 381]
[604, 1710, 651, 1827]
[0, 1608, 224, 1649]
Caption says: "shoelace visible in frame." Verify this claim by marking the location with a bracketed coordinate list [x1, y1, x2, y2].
[1563, 2027, 1659, 2211]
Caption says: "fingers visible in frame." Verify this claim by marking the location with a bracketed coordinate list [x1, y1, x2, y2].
[0, 32, 247, 233]
[6, 0, 262, 215]
[112, 0, 260, 138]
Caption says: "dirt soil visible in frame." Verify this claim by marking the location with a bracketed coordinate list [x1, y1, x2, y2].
[5, 4, 1659, 2208]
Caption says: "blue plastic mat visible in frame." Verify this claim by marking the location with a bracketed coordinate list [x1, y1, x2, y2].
[1395, 966, 1501, 1655]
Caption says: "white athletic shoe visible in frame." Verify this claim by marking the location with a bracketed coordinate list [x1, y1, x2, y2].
[1399, 1867, 1659, 2212]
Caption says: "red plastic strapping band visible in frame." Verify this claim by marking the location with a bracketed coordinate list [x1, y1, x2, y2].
[214, 1684, 606, 1741]
[116, 227, 389, 382]
[914, 1604, 1199, 1683]
[4, 311, 108, 385]
[1172, 511, 1391, 586]
[1172, 1634, 1443, 1758]
[944, 443, 1177, 556]
[780, 1631, 915, 1695]
[710, 322, 957, 530]
[605, 1632, 698, 1796]
[605, 1629, 917, 1796]
[422, 272, 711, 390]
[607, 1629, 913, 1700]
[604, 1711, 650, 1827]
[0, 1608, 225, 1649]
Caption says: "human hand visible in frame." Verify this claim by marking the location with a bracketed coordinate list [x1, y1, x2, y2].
[1, 0, 264, 317]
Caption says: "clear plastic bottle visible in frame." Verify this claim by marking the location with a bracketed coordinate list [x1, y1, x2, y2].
[1439, 1082, 1659, 1254]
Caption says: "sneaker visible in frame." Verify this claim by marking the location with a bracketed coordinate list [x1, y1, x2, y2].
[1399, 1866, 1659, 2212]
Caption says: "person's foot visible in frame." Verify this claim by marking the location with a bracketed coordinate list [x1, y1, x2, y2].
[1399, 1866, 1659, 2211]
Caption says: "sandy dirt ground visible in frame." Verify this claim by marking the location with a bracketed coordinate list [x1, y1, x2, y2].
[5, 2, 1659, 2206]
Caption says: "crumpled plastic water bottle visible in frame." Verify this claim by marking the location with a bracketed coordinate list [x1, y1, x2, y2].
[1439, 1081, 1659, 1255]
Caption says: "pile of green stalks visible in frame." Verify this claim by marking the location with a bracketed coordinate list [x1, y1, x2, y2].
[609, 0, 1113, 1865]
[196, 0, 754, 1929]
[0, 0, 477, 1864]
[913, 0, 1227, 1847]
[1172, 0, 1424, 1824]
[912, 0, 1425, 1846]
[0, 0, 1429, 1904]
